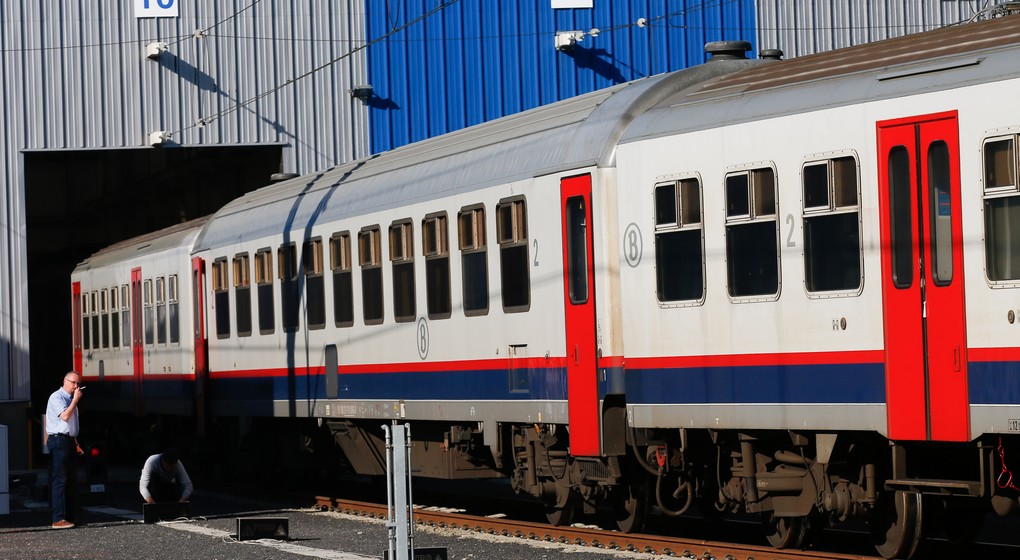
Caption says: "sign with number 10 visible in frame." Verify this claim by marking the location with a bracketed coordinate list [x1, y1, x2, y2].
[135, 0, 178, 18]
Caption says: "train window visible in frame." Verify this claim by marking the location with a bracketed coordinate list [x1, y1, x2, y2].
[91, 291, 100, 349]
[255, 248, 275, 335]
[109, 288, 119, 351]
[359, 226, 384, 325]
[100, 289, 110, 350]
[655, 183, 678, 226]
[233, 254, 252, 337]
[802, 155, 862, 294]
[142, 282, 154, 346]
[120, 285, 130, 348]
[212, 258, 230, 339]
[330, 232, 354, 327]
[985, 137, 1016, 190]
[655, 178, 705, 303]
[888, 147, 914, 288]
[390, 220, 416, 323]
[156, 277, 167, 345]
[983, 135, 1020, 282]
[168, 274, 180, 345]
[304, 239, 326, 330]
[81, 293, 90, 351]
[566, 196, 589, 304]
[928, 142, 953, 286]
[279, 243, 300, 332]
[497, 197, 530, 312]
[458, 205, 489, 316]
[423, 213, 451, 319]
[726, 173, 751, 218]
[725, 167, 779, 298]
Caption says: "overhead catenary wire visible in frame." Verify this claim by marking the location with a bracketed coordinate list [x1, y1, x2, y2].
[169, 0, 462, 139]
[173, 0, 266, 47]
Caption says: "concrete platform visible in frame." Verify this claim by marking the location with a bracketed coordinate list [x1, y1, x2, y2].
[1, 469, 643, 560]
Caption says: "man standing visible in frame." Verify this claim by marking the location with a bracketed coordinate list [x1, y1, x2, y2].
[139, 449, 193, 504]
[45, 371, 83, 529]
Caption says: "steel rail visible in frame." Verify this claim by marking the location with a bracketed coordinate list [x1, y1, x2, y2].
[315, 496, 880, 560]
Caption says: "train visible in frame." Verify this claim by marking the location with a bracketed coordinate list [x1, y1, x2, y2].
[70, 14, 1020, 559]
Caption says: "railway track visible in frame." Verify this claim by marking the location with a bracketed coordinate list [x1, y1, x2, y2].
[314, 496, 880, 560]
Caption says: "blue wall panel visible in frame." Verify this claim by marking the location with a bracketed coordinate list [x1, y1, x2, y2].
[366, 0, 757, 153]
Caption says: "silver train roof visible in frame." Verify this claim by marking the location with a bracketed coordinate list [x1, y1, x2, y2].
[74, 216, 210, 272]
[622, 14, 1020, 143]
[193, 59, 759, 252]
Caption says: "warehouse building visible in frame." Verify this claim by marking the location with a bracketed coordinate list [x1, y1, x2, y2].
[0, 0, 991, 470]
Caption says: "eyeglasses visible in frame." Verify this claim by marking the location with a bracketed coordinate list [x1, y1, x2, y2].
[64, 379, 80, 385]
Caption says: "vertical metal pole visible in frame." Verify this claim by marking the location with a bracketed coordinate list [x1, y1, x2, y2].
[404, 424, 414, 557]
[385, 422, 413, 560]
[392, 423, 410, 560]
[384, 424, 396, 560]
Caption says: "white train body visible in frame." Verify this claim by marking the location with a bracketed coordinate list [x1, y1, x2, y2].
[70, 16, 1020, 557]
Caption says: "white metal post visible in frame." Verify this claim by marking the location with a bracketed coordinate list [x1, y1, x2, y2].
[384, 422, 413, 560]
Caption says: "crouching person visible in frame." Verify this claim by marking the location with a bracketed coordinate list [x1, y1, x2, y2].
[140, 450, 193, 503]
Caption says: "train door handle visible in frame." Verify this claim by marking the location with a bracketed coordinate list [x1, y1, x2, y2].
[573, 345, 579, 365]
[954, 346, 961, 372]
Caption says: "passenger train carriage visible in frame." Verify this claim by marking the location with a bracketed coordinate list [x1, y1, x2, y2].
[71, 15, 1020, 559]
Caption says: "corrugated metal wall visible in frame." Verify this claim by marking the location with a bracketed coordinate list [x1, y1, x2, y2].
[364, 0, 757, 153]
[755, 0, 986, 58]
[0, 0, 1004, 453]
[0, 1, 368, 405]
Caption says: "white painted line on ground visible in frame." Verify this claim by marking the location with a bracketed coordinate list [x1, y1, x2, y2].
[163, 521, 376, 560]
[83, 505, 374, 560]
[86, 506, 142, 520]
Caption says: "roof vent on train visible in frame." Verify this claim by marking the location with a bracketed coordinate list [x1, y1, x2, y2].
[759, 48, 784, 61]
[270, 172, 300, 183]
[704, 40, 751, 61]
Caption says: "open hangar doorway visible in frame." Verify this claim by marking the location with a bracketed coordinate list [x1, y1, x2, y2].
[23, 144, 283, 457]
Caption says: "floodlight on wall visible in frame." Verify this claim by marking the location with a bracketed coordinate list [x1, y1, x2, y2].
[555, 31, 585, 52]
[149, 130, 170, 146]
[146, 42, 168, 61]
[350, 85, 373, 103]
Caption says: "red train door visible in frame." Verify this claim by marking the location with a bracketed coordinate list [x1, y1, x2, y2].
[192, 257, 208, 436]
[560, 174, 600, 456]
[877, 111, 969, 442]
[131, 267, 145, 415]
[71, 281, 83, 374]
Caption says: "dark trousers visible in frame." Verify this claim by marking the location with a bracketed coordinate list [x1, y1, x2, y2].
[47, 435, 78, 523]
[146, 479, 184, 502]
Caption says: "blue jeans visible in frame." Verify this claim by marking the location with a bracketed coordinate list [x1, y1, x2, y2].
[47, 435, 78, 523]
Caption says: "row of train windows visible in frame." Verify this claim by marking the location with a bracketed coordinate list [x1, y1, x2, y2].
[75, 135, 1020, 345]
[80, 275, 180, 351]
[655, 155, 861, 302]
[655, 134, 1020, 304]
[210, 198, 530, 338]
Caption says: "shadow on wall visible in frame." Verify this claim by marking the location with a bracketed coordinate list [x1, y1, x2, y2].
[0, 333, 31, 469]
[564, 46, 630, 84]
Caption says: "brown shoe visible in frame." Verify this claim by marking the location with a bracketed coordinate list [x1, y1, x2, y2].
[51, 520, 75, 529]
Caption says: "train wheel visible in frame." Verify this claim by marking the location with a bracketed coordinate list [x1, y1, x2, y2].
[545, 502, 576, 526]
[870, 490, 923, 559]
[763, 513, 808, 549]
[611, 477, 648, 533]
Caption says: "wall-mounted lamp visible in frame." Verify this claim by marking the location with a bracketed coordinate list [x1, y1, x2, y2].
[149, 130, 169, 146]
[145, 42, 168, 61]
[350, 85, 373, 103]
[555, 30, 585, 52]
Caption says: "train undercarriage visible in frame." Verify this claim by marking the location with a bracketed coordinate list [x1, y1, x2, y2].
[324, 416, 1020, 560]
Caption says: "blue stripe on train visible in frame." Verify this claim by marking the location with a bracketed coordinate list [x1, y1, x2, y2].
[624, 362, 886, 404]
[209, 366, 571, 402]
[968, 362, 1020, 404]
